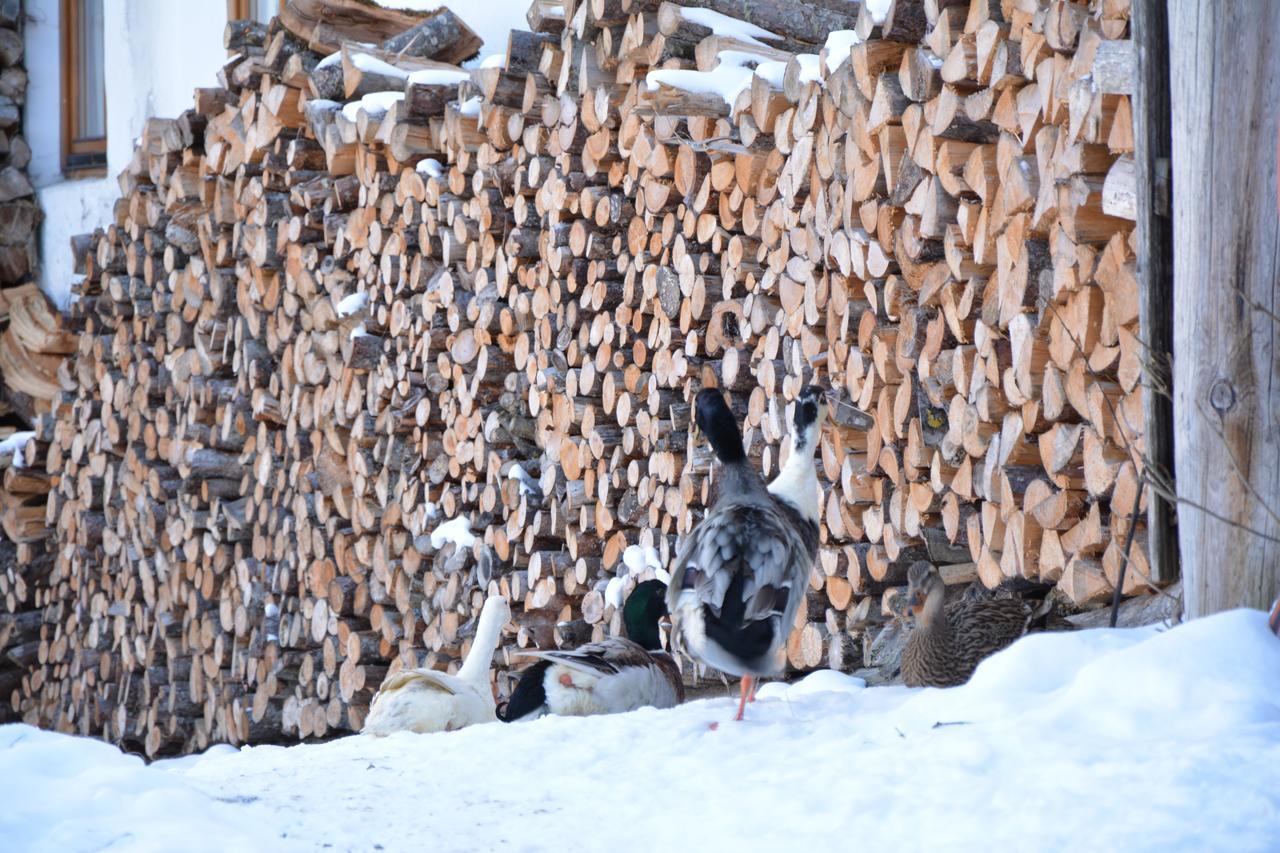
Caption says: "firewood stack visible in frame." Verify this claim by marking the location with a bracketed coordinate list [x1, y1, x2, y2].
[0, 286, 73, 586]
[6, 0, 1151, 754]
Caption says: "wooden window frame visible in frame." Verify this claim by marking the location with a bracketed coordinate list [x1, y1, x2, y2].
[60, 0, 107, 176]
[228, 0, 282, 23]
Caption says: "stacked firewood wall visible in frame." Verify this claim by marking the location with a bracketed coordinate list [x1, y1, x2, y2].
[6, 0, 1152, 755]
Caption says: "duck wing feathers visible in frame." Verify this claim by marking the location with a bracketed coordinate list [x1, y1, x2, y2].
[947, 597, 1032, 661]
[519, 637, 662, 677]
[374, 667, 463, 697]
[669, 499, 814, 673]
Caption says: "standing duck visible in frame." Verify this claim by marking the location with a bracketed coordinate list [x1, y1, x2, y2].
[668, 386, 826, 721]
[362, 596, 510, 735]
[498, 579, 683, 721]
[900, 561, 1031, 688]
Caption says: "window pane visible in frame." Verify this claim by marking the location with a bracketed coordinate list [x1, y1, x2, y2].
[76, 0, 105, 140]
[251, 0, 276, 26]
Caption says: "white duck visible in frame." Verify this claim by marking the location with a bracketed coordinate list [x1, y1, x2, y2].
[498, 580, 683, 721]
[362, 595, 510, 736]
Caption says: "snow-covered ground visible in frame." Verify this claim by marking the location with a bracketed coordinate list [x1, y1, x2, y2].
[4, 609, 1279, 852]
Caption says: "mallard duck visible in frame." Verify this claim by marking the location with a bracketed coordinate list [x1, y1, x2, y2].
[901, 561, 1031, 688]
[362, 595, 510, 735]
[668, 386, 826, 721]
[498, 580, 683, 721]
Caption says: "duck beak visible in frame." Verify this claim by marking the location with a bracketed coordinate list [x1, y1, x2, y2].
[658, 616, 675, 652]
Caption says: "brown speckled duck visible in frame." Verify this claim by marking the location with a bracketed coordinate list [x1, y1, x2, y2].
[901, 561, 1031, 688]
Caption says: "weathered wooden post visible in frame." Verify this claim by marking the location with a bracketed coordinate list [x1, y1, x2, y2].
[1170, 1, 1280, 616]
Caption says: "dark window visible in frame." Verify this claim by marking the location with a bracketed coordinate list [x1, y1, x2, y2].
[61, 0, 107, 174]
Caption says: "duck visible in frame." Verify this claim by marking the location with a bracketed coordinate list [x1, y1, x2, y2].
[668, 385, 826, 721]
[900, 561, 1031, 688]
[497, 579, 684, 721]
[362, 595, 510, 735]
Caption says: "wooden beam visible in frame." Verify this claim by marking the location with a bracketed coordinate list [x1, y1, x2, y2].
[1131, 0, 1177, 585]
[1170, 0, 1280, 616]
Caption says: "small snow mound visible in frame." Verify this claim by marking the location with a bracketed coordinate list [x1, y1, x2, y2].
[866, 0, 893, 24]
[604, 576, 626, 609]
[793, 54, 822, 85]
[621, 544, 663, 577]
[350, 53, 410, 80]
[416, 158, 444, 177]
[681, 7, 780, 47]
[753, 60, 787, 88]
[480, 54, 506, 69]
[823, 30, 863, 73]
[789, 669, 867, 696]
[336, 291, 369, 317]
[350, 324, 368, 340]
[755, 669, 866, 701]
[341, 91, 404, 122]
[716, 50, 773, 69]
[506, 464, 539, 496]
[407, 68, 470, 86]
[647, 65, 755, 108]
[459, 96, 483, 117]
[430, 516, 476, 551]
[0, 431, 34, 466]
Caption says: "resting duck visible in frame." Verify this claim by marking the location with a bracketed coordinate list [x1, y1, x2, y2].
[498, 580, 683, 721]
[668, 386, 826, 721]
[362, 596, 510, 735]
[901, 561, 1031, 687]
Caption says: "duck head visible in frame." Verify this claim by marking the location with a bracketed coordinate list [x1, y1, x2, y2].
[906, 561, 945, 625]
[790, 385, 829, 455]
[623, 579, 670, 651]
[694, 388, 746, 464]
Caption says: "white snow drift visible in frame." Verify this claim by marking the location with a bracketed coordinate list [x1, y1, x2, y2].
[3, 609, 1278, 852]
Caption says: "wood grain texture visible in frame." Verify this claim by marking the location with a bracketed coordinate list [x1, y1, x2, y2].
[1170, 0, 1280, 616]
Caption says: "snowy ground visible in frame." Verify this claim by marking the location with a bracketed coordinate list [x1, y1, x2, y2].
[4, 609, 1279, 852]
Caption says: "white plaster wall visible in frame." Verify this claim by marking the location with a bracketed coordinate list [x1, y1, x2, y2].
[25, 0, 231, 308]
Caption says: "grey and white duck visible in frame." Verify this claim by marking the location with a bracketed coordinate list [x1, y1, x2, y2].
[667, 386, 827, 721]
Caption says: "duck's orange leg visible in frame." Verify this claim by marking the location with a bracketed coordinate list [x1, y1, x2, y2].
[733, 675, 754, 721]
[748, 678, 760, 703]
